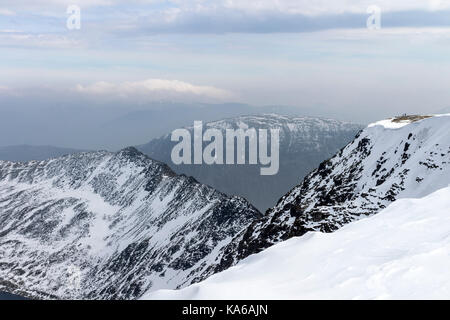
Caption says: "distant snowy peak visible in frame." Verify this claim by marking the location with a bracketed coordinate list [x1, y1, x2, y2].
[203, 114, 450, 276]
[155, 113, 361, 145]
[138, 113, 363, 211]
[0, 147, 261, 299]
[206, 113, 359, 130]
[0, 144, 84, 162]
[193, 114, 362, 151]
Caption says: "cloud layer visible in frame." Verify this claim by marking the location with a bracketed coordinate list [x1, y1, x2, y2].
[3, 0, 450, 36]
[4, 1, 450, 14]
[2, 0, 450, 124]
[75, 79, 233, 101]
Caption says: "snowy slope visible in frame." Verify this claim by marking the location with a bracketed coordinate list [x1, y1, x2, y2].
[139, 114, 362, 211]
[199, 114, 450, 278]
[0, 147, 260, 299]
[145, 185, 450, 300]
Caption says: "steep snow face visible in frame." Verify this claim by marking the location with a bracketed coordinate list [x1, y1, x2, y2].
[0, 147, 261, 299]
[139, 114, 362, 211]
[145, 185, 450, 300]
[201, 115, 450, 277]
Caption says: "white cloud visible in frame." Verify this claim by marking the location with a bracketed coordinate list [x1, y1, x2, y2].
[0, 32, 85, 49]
[0, 85, 17, 96]
[313, 27, 450, 40]
[75, 79, 233, 101]
[5, 1, 450, 15]
[0, 8, 15, 16]
[172, 0, 450, 16]
[3, 1, 450, 39]
[4, 0, 112, 9]
[0, 29, 21, 33]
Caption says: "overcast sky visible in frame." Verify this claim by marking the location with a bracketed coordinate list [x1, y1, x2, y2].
[1, 0, 450, 122]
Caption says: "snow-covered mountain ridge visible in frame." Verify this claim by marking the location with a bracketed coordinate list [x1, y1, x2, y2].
[139, 113, 362, 211]
[0, 147, 260, 299]
[145, 184, 450, 300]
[199, 114, 450, 277]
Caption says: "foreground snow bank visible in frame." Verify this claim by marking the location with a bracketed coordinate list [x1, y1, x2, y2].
[144, 186, 450, 300]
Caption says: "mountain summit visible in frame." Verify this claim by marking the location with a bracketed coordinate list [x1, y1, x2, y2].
[0, 147, 260, 299]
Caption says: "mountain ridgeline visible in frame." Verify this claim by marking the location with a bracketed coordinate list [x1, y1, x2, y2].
[139, 114, 363, 211]
[0, 147, 260, 299]
[198, 114, 450, 278]
[1, 114, 448, 300]
[0, 145, 84, 162]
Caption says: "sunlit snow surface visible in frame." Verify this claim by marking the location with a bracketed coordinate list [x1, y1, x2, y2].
[368, 114, 450, 129]
[145, 185, 450, 300]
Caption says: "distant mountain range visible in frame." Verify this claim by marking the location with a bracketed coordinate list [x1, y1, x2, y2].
[0, 291, 26, 300]
[0, 102, 340, 151]
[0, 145, 84, 162]
[139, 114, 363, 211]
